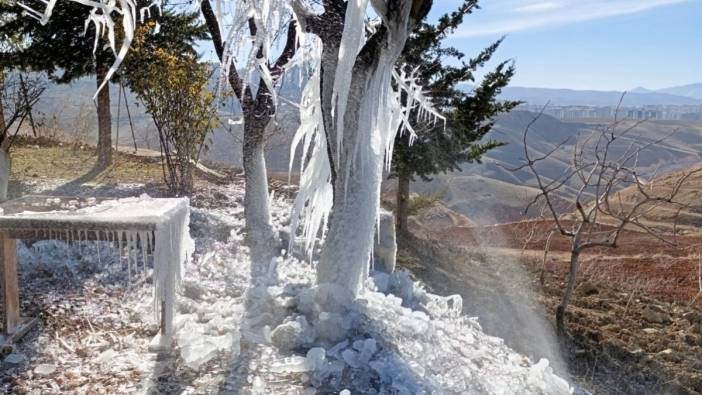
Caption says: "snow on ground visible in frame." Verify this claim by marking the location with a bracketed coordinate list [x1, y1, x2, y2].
[1, 178, 570, 394]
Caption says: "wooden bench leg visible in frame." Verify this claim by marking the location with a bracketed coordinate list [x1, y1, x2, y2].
[0, 232, 19, 335]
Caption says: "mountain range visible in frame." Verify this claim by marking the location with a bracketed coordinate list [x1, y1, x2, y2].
[491, 83, 702, 107]
[22, 75, 702, 226]
[412, 111, 702, 224]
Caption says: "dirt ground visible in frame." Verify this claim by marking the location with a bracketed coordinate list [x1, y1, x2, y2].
[433, 220, 702, 307]
[402, 218, 702, 394]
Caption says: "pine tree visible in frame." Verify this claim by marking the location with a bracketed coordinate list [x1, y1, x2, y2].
[0, 2, 207, 169]
[391, 0, 520, 234]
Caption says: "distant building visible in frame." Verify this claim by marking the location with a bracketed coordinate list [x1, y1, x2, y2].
[517, 103, 702, 122]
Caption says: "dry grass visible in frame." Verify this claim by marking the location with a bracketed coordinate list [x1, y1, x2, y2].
[11, 143, 166, 185]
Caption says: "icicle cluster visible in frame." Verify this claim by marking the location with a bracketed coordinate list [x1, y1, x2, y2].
[287, 5, 444, 259]
[212, 0, 291, 107]
[5, 196, 193, 334]
[17, 0, 162, 98]
[153, 199, 194, 334]
[287, 34, 332, 258]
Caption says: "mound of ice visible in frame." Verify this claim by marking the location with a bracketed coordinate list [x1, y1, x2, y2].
[266, 270, 572, 394]
[232, 250, 570, 393]
[166, 185, 571, 393]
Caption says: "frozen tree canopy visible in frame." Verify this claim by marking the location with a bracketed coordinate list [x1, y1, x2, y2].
[207, 0, 291, 103]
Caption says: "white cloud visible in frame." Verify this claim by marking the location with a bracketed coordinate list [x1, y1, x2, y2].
[454, 0, 689, 37]
[513, 1, 564, 13]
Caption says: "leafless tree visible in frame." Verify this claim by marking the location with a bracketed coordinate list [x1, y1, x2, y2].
[514, 103, 702, 334]
[691, 254, 702, 307]
[1, 72, 44, 148]
[0, 71, 44, 200]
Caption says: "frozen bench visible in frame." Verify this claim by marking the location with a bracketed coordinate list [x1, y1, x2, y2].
[0, 195, 193, 347]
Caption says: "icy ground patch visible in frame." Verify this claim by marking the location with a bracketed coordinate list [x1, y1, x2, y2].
[1, 179, 570, 394]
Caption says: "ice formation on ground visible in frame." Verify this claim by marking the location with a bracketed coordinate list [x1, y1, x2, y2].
[0, 195, 193, 334]
[176, 183, 571, 393]
[4, 181, 571, 394]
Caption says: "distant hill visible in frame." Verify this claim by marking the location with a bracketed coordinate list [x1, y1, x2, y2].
[496, 86, 702, 106]
[607, 161, 702, 232]
[487, 83, 702, 106]
[414, 111, 702, 224]
[658, 83, 702, 100]
[25, 75, 702, 226]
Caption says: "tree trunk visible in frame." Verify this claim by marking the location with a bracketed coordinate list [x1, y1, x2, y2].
[95, 66, 112, 168]
[0, 148, 10, 202]
[317, 9, 415, 297]
[0, 69, 6, 135]
[318, 145, 383, 296]
[396, 169, 410, 235]
[0, 70, 9, 201]
[556, 249, 580, 334]
[243, 116, 275, 264]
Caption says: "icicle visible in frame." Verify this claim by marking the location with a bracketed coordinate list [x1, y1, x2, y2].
[96, 236, 102, 269]
[128, 232, 136, 282]
[146, 232, 152, 275]
[287, 34, 333, 258]
[77, 229, 83, 256]
[332, 0, 370, 165]
[125, 231, 132, 284]
[140, 231, 148, 275]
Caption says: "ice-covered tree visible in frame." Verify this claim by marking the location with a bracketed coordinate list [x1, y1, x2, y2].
[198, 0, 297, 260]
[290, 0, 437, 297]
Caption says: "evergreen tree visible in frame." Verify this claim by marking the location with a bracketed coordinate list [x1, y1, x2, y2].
[391, 0, 520, 234]
[0, 2, 206, 169]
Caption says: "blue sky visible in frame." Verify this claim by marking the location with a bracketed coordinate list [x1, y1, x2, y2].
[430, 0, 701, 90]
[197, 1, 700, 91]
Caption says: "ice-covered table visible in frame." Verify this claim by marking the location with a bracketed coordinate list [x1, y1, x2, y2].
[0, 195, 193, 345]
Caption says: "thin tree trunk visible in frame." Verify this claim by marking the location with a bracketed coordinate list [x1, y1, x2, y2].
[0, 71, 11, 201]
[243, 117, 275, 263]
[95, 65, 112, 168]
[556, 249, 580, 334]
[396, 170, 410, 235]
[0, 148, 10, 202]
[0, 70, 6, 136]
